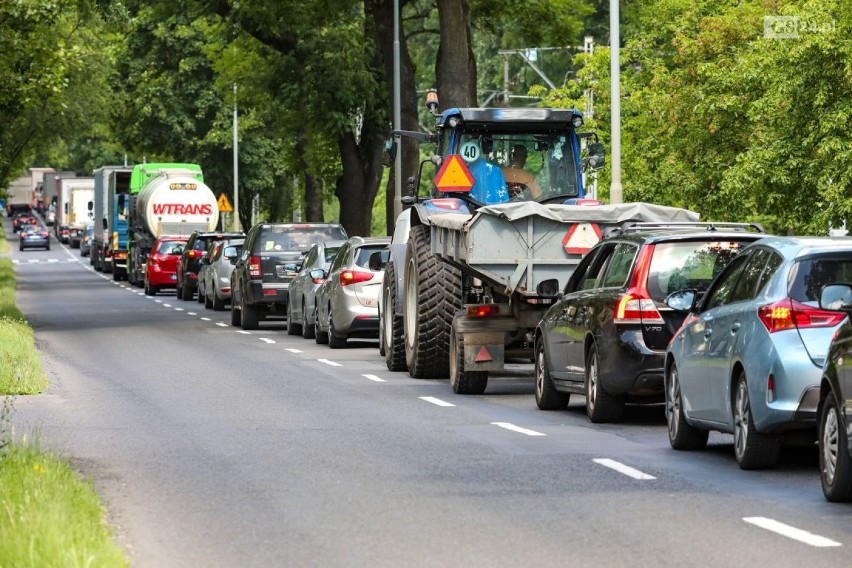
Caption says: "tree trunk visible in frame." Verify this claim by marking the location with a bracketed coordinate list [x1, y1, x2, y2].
[436, 0, 478, 108]
[295, 127, 323, 222]
[334, 126, 385, 237]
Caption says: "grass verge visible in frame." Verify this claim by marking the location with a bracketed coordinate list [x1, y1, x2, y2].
[0, 223, 129, 566]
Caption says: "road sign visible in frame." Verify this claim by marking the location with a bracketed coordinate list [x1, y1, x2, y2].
[434, 154, 474, 192]
[217, 193, 233, 213]
[562, 222, 602, 255]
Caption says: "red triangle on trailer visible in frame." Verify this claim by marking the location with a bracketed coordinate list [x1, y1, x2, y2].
[475, 346, 493, 362]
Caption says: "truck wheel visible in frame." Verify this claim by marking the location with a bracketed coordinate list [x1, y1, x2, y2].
[286, 299, 302, 336]
[449, 326, 488, 394]
[535, 337, 570, 410]
[230, 300, 241, 327]
[383, 262, 406, 372]
[240, 297, 259, 330]
[113, 269, 122, 282]
[403, 224, 462, 378]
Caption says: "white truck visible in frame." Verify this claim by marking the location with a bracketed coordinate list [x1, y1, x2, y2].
[69, 183, 95, 248]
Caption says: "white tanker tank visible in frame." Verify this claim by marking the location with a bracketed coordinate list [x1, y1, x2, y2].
[134, 170, 219, 238]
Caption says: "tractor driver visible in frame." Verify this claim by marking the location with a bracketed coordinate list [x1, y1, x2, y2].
[503, 144, 541, 200]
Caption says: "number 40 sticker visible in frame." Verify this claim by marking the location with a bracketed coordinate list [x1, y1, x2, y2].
[459, 141, 481, 163]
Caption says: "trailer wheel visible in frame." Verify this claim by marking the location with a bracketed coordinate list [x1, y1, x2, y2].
[403, 224, 462, 378]
[383, 261, 406, 372]
[449, 326, 487, 394]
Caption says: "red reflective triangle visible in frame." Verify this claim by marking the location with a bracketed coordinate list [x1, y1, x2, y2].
[474, 346, 493, 362]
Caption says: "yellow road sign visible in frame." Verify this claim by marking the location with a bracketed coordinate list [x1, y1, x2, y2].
[217, 193, 233, 213]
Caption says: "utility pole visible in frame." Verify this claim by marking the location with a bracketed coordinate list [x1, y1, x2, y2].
[609, 0, 623, 204]
[233, 83, 240, 231]
[392, 0, 402, 219]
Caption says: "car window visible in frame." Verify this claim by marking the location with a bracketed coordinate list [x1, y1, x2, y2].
[578, 244, 616, 291]
[325, 246, 341, 263]
[262, 226, 348, 252]
[728, 248, 779, 303]
[303, 247, 318, 268]
[648, 240, 751, 300]
[355, 246, 388, 268]
[193, 238, 208, 251]
[701, 253, 750, 311]
[600, 243, 637, 288]
[788, 255, 852, 306]
[157, 241, 185, 254]
[565, 246, 603, 293]
[329, 243, 350, 271]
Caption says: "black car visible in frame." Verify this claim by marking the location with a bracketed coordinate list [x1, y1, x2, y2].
[176, 230, 245, 301]
[534, 222, 766, 423]
[817, 282, 852, 502]
[230, 222, 348, 330]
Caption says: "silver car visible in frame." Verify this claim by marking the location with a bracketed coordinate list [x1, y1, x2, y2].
[199, 238, 244, 311]
[287, 239, 346, 338]
[314, 236, 391, 348]
[665, 236, 852, 469]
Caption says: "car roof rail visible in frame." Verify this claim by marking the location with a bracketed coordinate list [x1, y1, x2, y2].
[616, 221, 766, 235]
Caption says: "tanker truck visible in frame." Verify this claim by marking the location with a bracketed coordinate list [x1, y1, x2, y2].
[117, 163, 219, 286]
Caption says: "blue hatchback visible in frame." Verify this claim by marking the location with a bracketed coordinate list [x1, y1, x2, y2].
[665, 236, 852, 469]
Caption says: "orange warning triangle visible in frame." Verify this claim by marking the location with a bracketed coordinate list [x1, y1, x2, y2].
[434, 154, 474, 192]
[474, 346, 493, 362]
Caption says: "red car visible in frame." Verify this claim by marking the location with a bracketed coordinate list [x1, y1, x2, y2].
[144, 236, 187, 296]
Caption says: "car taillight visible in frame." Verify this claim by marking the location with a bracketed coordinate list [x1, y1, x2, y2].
[340, 270, 373, 286]
[311, 276, 326, 285]
[188, 250, 200, 259]
[757, 298, 846, 333]
[613, 244, 664, 324]
[249, 255, 262, 279]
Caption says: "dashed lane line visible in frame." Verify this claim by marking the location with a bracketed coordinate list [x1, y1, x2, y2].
[362, 374, 386, 382]
[318, 359, 342, 367]
[216, 322, 229, 327]
[259, 338, 276, 344]
[743, 517, 841, 548]
[236, 329, 250, 334]
[490, 422, 545, 436]
[593, 458, 655, 480]
[285, 349, 303, 354]
[420, 397, 455, 407]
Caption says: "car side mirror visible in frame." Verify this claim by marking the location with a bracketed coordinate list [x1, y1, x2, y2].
[536, 278, 561, 297]
[666, 289, 697, 312]
[585, 142, 605, 171]
[369, 250, 390, 271]
[819, 283, 852, 311]
[309, 268, 326, 280]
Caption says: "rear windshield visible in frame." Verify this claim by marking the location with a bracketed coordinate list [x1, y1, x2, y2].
[355, 246, 388, 268]
[647, 240, 752, 300]
[788, 256, 852, 305]
[260, 226, 348, 252]
[157, 241, 184, 254]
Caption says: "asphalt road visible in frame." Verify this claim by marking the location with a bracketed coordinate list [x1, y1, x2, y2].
[6, 218, 852, 568]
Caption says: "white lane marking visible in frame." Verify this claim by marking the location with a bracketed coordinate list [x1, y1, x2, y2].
[743, 517, 841, 548]
[285, 348, 302, 354]
[421, 396, 455, 407]
[593, 458, 655, 480]
[362, 374, 386, 382]
[137, 292, 144, 296]
[155, 299, 163, 303]
[187, 312, 197, 316]
[163, 304, 172, 308]
[48, 259, 59, 263]
[200, 317, 211, 321]
[491, 422, 545, 436]
[259, 338, 275, 344]
[174, 308, 184, 312]
[236, 330, 250, 334]
[318, 359, 342, 367]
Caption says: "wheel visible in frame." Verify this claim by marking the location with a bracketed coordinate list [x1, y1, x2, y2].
[378, 302, 386, 357]
[144, 279, 157, 296]
[665, 360, 708, 450]
[230, 300, 241, 327]
[328, 312, 348, 349]
[383, 262, 406, 372]
[403, 225, 462, 378]
[315, 307, 329, 344]
[535, 337, 569, 410]
[733, 372, 781, 469]
[113, 270, 122, 282]
[212, 292, 225, 311]
[19, 243, 23, 251]
[204, 288, 213, 309]
[585, 344, 625, 423]
[449, 326, 487, 394]
[287, 298, 302, 336]
[302, 305, 316, 339]
[820, 392, 852, 502]
[197, 284, 206, 304]
[240, 296, 259, 330]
